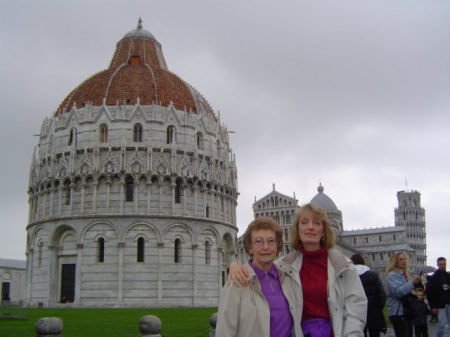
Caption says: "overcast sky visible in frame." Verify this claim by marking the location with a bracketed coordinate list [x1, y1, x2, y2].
[1, 0, 449, 266]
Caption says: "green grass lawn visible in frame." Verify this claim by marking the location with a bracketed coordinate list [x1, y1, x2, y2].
[0, 307, 218, 337]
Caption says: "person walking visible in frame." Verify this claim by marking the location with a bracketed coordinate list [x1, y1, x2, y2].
[351, 253, 387, 337]
[426, 257, 450, 337]
[385, 252, 422, 337]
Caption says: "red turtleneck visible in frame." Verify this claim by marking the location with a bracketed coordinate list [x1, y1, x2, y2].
[300, 246, 330, 321]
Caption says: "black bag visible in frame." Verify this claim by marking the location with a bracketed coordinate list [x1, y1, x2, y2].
[401, 293, 416, 319]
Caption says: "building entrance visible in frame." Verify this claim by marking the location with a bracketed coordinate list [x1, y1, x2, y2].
[60, 264, 76, 303]
[1, 282, 10, 301]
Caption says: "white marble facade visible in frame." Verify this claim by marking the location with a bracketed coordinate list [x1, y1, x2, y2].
[25, 22, 238, 308]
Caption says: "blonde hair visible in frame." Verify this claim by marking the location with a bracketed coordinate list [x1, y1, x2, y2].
[291, 203, 335, 250]
[385, 252, 409, 274]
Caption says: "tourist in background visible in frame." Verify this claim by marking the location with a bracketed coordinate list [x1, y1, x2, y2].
[385, 252, 422, 337]
[216, 216, 301, 337]
[228, 203, 367, 337]
[426, 257, 450, 337]
[351, 253, 387, 337]
[413, 288, 431, 337]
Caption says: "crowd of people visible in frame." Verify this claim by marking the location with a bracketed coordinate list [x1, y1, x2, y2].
[215, 203, 450, 337]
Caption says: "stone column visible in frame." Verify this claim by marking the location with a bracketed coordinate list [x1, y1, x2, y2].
[68, 183, 74, 215]
[183, 184, 187, 215]
[58, 188, 62, 216]
[42, 191, 46, 219]
[158, 183, 162, 214]
[157, 243, 164, 301]
[192, 244, 198, 304]
[75, 243, 83, 303]
[48, 186, 54, 217]
[134, 177, 139, 213]
[25, 249, 34, 305]
[171, 182, 176, 214]
[118, 241, 125, 301]
[93, 180, 98, 214]
[120, 177, 125, 214]
[80, 181, 86, 214]
[47, 245, 59, 305]
[146, 181, 151, 213]
[194, 185, 198, 216]
[106, 179, 111, 212]
[217, 248, 224, 289]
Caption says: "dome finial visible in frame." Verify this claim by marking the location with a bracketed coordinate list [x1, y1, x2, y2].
[137, 17, 143, 29]
[318, 183, 324, 193]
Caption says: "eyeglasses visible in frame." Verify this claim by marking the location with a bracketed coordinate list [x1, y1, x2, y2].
[252, 237, 277, 247]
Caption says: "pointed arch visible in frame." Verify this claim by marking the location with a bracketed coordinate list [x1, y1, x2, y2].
[133, 123, 143, 142]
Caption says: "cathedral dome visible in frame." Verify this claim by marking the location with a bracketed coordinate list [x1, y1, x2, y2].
[55, 19, 214, 117]
[310, 184, 338, 212]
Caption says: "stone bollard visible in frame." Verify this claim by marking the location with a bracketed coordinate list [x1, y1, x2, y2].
[208, 312, 217, 337]
[35, 317, 63, 337]
[138, 315, 162, 337]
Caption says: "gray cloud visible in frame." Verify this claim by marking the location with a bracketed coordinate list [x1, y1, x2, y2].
[1, 0, 449, 264]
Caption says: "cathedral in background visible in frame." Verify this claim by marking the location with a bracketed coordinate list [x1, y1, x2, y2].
[237, 184, 427, 276]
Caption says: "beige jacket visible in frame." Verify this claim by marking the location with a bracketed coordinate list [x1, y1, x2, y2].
[216, 263, 302, 337]
[276, 249, 367, 337]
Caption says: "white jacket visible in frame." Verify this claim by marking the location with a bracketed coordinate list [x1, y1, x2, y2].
[216, 262, 302, 337]
[276, 249, 367, 337]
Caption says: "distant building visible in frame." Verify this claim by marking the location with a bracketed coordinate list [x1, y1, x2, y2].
[0, 258, 26, 303]
[237, 184, 427, 276]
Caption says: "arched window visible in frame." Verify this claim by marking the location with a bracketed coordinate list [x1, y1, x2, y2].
[64, 179, 71, 205]
[196, 132, 204, 150]
[137, 237, 145, 262]
[68, 128, 77, 146]
[205, 205, 210, 218]
[166, 126, 175, 144]
[174, 238, 181, 263]
[125, 176, 134, 202]
[205, 241, 211, 264]
[38, 241, 43, 267]
[133, 123, 143, 142]
[130, 55, 141, 66]
[175, 179, 182, 204]
[99, 124, 108, 143]
[216, 140, 221, 157]
[97, 237, 105, 262]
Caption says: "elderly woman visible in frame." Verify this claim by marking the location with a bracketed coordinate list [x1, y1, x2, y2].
[385, 252, 422, 337]
[229, 204, 367, 337]
[216, 216, 302, 337]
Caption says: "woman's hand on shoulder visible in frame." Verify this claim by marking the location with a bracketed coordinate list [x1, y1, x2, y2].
[228, 261, 249, 287]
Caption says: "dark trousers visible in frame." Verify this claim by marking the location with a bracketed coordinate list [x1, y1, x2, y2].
[414, 325, 428, 337]
[390, 315, 408, 337]
[406, 318, 414, 337]
[364, 326, 381, 337]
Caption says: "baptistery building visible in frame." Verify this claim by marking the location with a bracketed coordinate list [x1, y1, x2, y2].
[25, 20, 238, 308]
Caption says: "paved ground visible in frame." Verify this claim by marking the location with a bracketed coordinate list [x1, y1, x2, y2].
[384, 321, 449, 337]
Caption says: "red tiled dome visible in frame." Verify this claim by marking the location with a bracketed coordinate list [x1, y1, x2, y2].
[55, 19, 214, 117]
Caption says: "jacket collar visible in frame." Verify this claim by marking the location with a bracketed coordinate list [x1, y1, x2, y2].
[278, 248, 351, 275]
